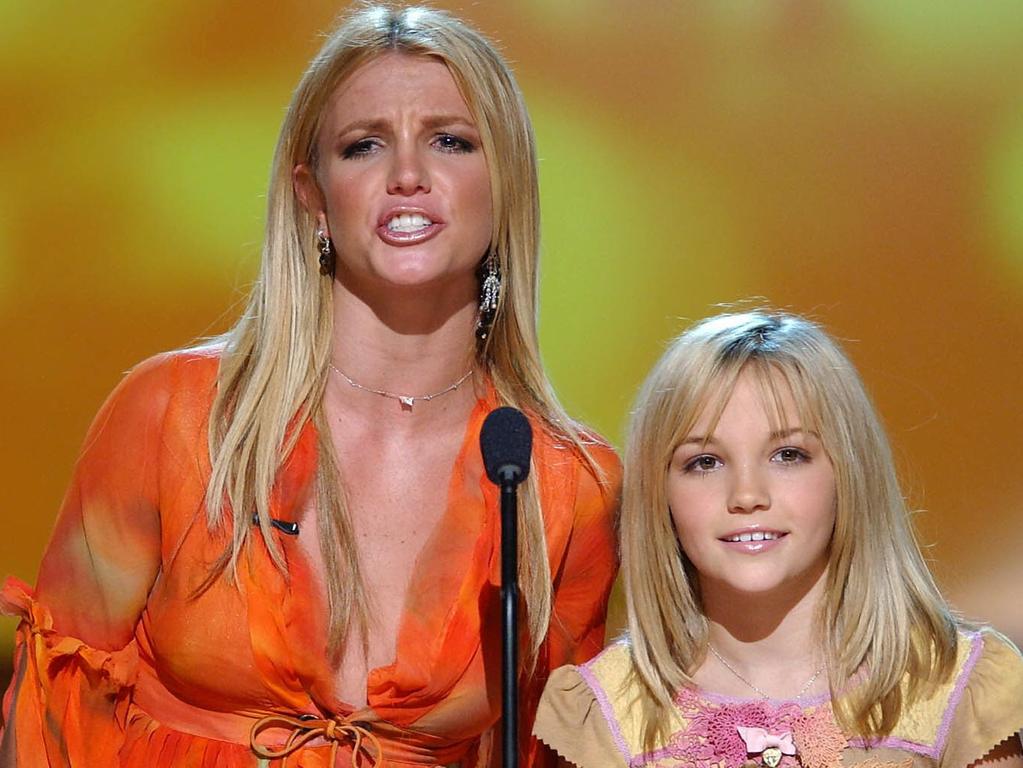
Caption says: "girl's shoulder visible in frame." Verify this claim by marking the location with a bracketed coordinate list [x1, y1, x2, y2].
[831, 628, 1023, 768]
[880, 627, 1023, 768]
[876, 628, 1021, 738]
[534, 640, 642, 768]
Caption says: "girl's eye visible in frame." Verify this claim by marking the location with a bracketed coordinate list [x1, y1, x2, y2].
[433, 133, 476, 153]
[341, 138, 380, 159]
[684, 455, 722, 473]
[773, 447, 809, 464]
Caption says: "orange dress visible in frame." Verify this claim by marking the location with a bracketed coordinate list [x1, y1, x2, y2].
[0, 350, 620, 767]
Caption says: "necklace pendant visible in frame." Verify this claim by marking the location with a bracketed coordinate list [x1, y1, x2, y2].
[762, 748, 782, 768]
[399, 395, 415, 410]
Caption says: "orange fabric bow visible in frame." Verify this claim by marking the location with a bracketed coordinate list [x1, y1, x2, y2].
[250, 713, 383, 767]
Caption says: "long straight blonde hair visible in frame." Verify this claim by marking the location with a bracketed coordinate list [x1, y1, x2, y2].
[199, 5, 598, 660]
[622, 310, 958, 747]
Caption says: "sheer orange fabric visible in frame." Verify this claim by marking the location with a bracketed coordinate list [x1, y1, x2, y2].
[0, 351, 620, 767]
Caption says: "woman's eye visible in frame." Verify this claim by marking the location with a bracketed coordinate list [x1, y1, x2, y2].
[433, 133, 475, 153]
[684, 455, 721, 473]
[341, 138, 380, 159]
[773, 447, 808, 464]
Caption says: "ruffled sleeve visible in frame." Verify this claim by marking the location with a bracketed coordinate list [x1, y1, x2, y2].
[533, 664, 627, 768]
[941, 629, 1023, 768]
[0, 578, 139, 766]
[0, 353, 176, 766]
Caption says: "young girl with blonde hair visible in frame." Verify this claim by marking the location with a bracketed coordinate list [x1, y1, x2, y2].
[535, 310, 1022, 768]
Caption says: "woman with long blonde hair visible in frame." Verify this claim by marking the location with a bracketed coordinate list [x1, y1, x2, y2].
[535, 310, 1022, 768]
[0, 6, 619, 767]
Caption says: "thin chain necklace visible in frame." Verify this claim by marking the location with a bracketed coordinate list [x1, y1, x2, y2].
[708, 643, 825, 700]
[329, 364, 473, 411]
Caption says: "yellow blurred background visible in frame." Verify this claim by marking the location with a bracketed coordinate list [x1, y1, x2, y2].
[2, 1, 1022, 688]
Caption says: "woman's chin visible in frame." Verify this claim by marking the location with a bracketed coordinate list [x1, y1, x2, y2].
[341, 260, 477, 298]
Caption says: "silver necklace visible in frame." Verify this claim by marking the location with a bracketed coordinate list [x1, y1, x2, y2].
[708, 643, 825, 700]
[329, 364, 473, 411]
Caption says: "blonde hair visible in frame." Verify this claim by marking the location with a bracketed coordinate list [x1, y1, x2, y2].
[622, 309, 958, 746]
[199, 4, 596, 660]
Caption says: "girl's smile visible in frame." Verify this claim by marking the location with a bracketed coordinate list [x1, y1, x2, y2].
[667, 370, 837, 600]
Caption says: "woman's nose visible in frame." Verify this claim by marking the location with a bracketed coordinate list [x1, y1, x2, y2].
[727, 464, 770, 514]
[387, 145, 430, 195]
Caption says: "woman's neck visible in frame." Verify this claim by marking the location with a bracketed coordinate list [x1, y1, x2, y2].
[326, 278, 481, 429]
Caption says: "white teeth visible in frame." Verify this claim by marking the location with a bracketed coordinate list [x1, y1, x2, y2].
[726, 531, 779, 543]
[386, 213, 433, 232]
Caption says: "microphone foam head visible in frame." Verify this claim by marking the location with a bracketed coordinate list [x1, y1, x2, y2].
[480, 406, 533, 486]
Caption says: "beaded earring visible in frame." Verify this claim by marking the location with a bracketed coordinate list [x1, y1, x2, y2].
[476, 252, 500, 341]
[316, 228, 335, 275]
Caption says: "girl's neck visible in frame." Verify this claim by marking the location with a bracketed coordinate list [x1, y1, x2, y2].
[696, 570, 829, 700]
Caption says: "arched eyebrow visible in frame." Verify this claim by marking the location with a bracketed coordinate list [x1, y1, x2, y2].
[769, 428, 822, 441]
[678, 428, 818, 445]
[678, 435, 716, 446]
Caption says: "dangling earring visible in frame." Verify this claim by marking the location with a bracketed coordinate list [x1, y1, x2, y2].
[475, 252, 501, 341]
[316, 228, 335, 275]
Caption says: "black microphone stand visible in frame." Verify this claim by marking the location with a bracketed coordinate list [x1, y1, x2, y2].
[479, 406, 532, 768]
[499, 473, 520, 768]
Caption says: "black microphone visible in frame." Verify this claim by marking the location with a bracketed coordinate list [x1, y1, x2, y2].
[479, 406, 532, 768]
[480, 406, 533, 487]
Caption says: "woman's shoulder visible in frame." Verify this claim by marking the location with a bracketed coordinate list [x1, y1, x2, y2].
[535, 417, 619, 465]
[531, 417, 621, 511]
[574, 429, 622, 497]
[125, 345, 222, 387]
[545, 422, 622, 491]
[581, 430, 622, 479]
[109, 345, 222, 407]
[81, 346, 223, 449]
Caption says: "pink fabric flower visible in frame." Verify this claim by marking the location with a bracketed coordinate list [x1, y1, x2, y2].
[661, 687, 847, 768]
[792, 706, 847, 768]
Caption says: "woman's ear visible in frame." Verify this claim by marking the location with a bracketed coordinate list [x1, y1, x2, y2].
[293, 163, 326, 225]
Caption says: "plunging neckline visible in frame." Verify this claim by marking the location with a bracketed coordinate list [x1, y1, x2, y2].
[251, 384, 499, 720]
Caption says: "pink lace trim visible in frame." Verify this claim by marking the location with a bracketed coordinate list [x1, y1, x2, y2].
[640, 687, 847, 768]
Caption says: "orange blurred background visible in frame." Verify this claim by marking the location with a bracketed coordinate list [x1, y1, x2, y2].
[2, 1, 1021, 686]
